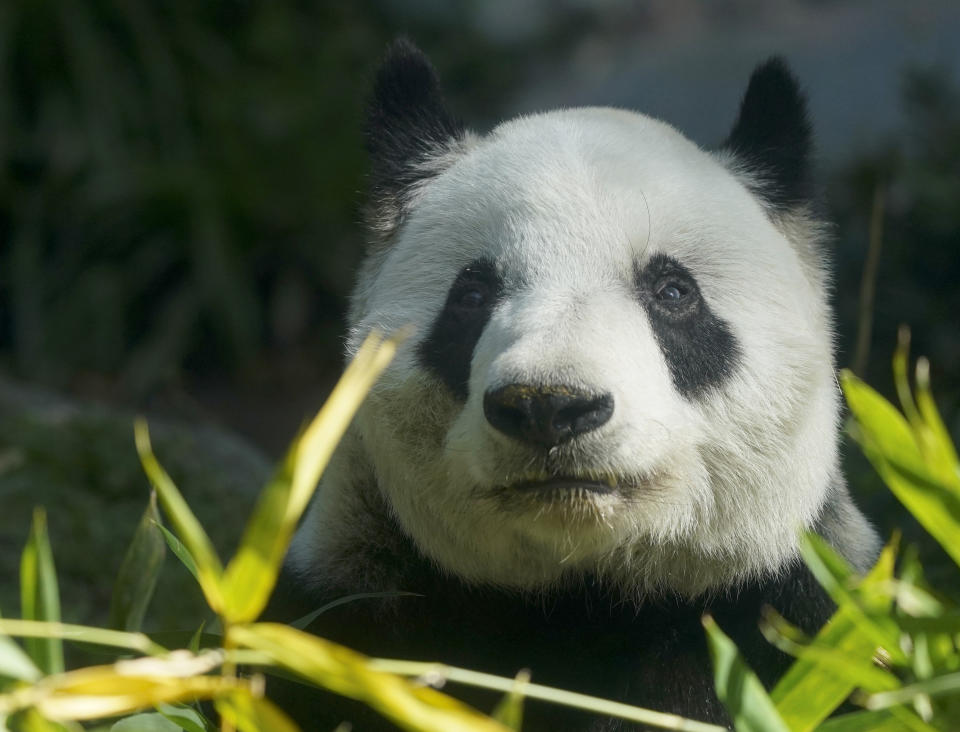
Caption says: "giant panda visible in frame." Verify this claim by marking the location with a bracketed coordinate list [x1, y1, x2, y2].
[278, 39, 880, 730]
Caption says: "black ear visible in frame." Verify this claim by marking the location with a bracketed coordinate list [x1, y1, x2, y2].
[365, 38, 466, 238]
[723, 58, 812, 211]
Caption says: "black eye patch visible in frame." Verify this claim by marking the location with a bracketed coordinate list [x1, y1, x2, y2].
[635, 253, 741, 399]
[418, 259, 503, 400]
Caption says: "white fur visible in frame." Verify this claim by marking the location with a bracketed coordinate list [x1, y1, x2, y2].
[291, 107, 876, 598]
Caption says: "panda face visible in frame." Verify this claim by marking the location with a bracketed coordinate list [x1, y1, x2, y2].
[320, 43, 843, 596]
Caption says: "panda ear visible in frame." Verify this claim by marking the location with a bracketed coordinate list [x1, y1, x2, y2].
[364, 38, 467, 239]
[723, 58, 812, 211]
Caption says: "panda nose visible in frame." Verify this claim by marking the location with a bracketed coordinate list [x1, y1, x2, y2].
[483, 384, 614, 448]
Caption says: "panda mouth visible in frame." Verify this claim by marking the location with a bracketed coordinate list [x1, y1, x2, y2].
[504, 475, 619, 496]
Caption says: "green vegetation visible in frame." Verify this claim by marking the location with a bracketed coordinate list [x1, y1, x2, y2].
[1, 333, 959, 731]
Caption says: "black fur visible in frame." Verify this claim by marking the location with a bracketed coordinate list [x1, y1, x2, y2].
[723, 57, 812, 211]
[418, 259, 502, 400]
[270, 503, 836, 732]
[365, 38, 465, 235]
[636, 253, 741, 399]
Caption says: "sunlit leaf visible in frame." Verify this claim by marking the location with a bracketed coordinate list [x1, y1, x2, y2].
[220, 330, 401, 624]
[799, 533, 903, 660]
[369, 658, 726, 731]
[702, 616, 789, 732]
[772, 535, 899, 729]
[0, 620, 42, 683]
[109, 492, 166, 632]
[0, 619, 166, 657]
[157, 702, 213, 732]
[861, 671, 960, 710]
[1, 652, 236, 721]
[215, 689, 301, 732]
[816, 707, 936, 732]
[841, 370, 960, 569]
[152, 521, 199, 582]
[134, 420, 224, 613]
[489, 670, 528, 731]
[20, 509, 64, 675]
[110, 713, 181, 732]
[229, 622, 508, 732]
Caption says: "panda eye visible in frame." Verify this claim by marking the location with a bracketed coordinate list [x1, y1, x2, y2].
[449, 261, 500, 313]
[656, 282, 688, 302]
[456, 287, 488, 309]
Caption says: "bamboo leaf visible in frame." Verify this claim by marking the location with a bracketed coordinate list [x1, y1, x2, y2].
[772, 535, 899, 729]
[153, 521, 199, 582]
[20, 509, 64, 675]
[0, 619, 166, 657]
[0, 628, 42, 682]
[109, 492, 166, 632]
[229, 622, 509, 732]
[110, 713, 181, 732]
[841, 370, 960, 570]
[2, 653, 236, 721]
[215, 689, 301, 732]
[134, 420, 224, 613]
[489, 670, 528, 731]
[156, 702, 213, 732]
[816, 708, 935, 732]
[220, 330, 401, 624]
[702, 616, 789, 732]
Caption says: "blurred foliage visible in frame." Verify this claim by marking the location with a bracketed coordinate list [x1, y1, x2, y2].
[0, 0, 581, 401]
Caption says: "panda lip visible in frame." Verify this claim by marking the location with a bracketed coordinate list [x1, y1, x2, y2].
[510, 476, 617, 494]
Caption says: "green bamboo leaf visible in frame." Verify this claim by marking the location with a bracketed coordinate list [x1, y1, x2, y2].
[109, 492, 166, 632]
[816, 707, 936, 732]
[489, 670, 528, 731]
[152, 521, 199, 582]
[799, 533, 904, 661]
[289, 592, 421, 630]
[110, 713, 181, 732]
[0, 626, 42, 682]
[20, 508, 64, 675]
[861, 671, 960, 710]
[771, 534, 898, 730]
[157, 703, 213, 732]
[134, 420, 224, 613]
[916, 358, 960, 480]
[220, 331, 401, 624]
[702, 616, 789, 732]
[0, 619, 167, 656]
[762, 608, 898, 692]
[841, 370, 960, 570]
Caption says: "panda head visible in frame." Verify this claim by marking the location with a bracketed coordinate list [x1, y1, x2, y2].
[339, 40, 842, 597]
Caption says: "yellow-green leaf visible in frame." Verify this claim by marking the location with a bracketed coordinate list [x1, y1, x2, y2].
[0, 628, 42, 682]
[772, 534, 899, 730]
[109, 492, 166, 632]
[1, 653, 238, 721]
[134, 420, 224, 613]
[489, 670, 528, 731]
[215, 689, 301, 732]
[841, 370, 960, 570]
[20, 508, 64, 675]
[229, 622, 508, 732]
[816, 708, 936, 732]
[702, 616, 789, 732]
[220, 330, 401, 624]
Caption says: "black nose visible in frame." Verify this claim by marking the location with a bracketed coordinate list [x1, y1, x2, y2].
[483, 384, 614, 448]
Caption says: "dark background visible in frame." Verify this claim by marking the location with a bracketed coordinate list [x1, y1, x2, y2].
[1, 0, 958, 593]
